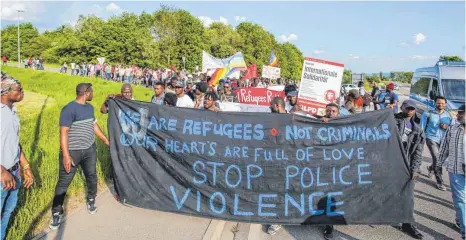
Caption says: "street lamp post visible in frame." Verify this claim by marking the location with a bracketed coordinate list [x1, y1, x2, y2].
[17, 10, 25, 68]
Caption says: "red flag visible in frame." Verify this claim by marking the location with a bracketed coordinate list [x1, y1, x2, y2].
[240, 64, 258, 81]
[171, 64, 177, 71]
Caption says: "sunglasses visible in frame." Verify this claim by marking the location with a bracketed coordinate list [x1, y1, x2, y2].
[85, 83, 93, 92]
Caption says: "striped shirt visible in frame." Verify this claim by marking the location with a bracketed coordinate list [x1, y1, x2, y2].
[437, 123, 465, 175]
[60, 101, 95, 150]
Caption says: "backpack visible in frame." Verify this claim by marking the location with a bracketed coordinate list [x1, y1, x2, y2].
[362, 89, 372, 106]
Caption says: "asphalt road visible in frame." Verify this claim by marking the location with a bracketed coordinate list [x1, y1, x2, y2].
[35, 84, 462, 240]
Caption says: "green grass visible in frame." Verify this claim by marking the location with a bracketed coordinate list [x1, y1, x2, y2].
[2, 66, 153, 240]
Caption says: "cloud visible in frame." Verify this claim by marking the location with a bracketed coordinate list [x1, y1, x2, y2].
[106, 3, 123, 14]
[413, 33, 427, 45]
[278, 34, 298, 43]
[312, 50, 324, 55]
[399, 42, 410, 47]
[408, 55, 436, 60]
[399, 33, 427, 46]
[198, 16, 228, 27]
[1, 2, 43, 21]
[234, 16, 247, 22]
[349, 54, 360, 59]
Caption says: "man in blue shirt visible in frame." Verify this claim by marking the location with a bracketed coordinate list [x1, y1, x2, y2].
[420, 96, 454, 191]
[377, 83, 399, 113]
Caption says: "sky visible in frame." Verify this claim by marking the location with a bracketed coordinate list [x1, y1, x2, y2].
[1, 1, 465, 73]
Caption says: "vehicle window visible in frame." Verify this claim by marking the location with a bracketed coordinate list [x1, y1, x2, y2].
[431, 78, 439, 97]
[411, 77, 430, 97]
[442, 79, 465, 102]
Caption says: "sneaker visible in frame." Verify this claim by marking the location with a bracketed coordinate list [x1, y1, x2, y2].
[267, 225, 282, 235]
[49, 212, 62, 230]
[324, 225, 334, 240]
[427, 165, 433, 178]
[401, 223, 423, 239]
[87, 199, 97, 214]
[437, 184, 447, 191]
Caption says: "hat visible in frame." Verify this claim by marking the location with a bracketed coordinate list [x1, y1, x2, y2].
[348, 89, 360, 98]
[175, 82, 185, 88]
[287, 91, 298, 97]
[458, 105, 465, 112]
[386, 83, 395, 90]
[187, 74, 193, 78]
[402, 100, 416, 109]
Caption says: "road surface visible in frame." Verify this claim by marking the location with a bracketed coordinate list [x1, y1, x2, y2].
[32, 84, 462, 240]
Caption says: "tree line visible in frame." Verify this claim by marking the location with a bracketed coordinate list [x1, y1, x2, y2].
[0, 5, 305, 80]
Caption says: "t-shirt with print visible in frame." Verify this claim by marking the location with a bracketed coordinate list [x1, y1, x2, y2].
[59, 101, 95, 150]
[383, 92, 399, 113]
[402, 119, 413, 151]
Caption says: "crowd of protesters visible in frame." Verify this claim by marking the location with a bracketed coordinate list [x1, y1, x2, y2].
[1, 68, 464, 240]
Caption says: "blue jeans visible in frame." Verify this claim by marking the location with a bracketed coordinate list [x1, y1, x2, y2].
[126, 75, 131, 83]
[449, 172, 465, 238]
[1, 169, 21, 240]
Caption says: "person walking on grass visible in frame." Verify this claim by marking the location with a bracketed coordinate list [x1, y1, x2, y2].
[1, 76, 35, 240]
[421, 96, 455, 191]
[49, 83, 110, 230]
[436, 105, 465, 239]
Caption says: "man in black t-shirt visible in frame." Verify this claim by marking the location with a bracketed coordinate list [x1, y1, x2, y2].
[50, 83, 110, 231]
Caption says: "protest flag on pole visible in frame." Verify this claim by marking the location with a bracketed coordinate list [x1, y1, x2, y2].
[240, 64, 258, 81]
[268, 50, 279, 67]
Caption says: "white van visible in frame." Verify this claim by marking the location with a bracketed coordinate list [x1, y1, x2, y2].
[409, 61, 465, 114]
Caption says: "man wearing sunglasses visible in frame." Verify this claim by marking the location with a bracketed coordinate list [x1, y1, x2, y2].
[50, 83, 110, 230]
[219, 81, 239, 103]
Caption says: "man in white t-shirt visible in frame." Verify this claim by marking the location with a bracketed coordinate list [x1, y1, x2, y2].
[175, 82, 194, 108]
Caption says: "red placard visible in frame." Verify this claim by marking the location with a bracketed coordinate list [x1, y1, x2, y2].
[234, 88, 285, 106]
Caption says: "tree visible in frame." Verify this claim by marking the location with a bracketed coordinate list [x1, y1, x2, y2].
[342, 69, 352, 84]
[439, 55, 464, 62]
[0, 23, 40, 61]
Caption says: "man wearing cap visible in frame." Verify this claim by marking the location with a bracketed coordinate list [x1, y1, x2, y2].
[1, 76, 35, 240]
[394, 100, 425, 239]
[151, 81, 165, 105]
[100, 83, 134, 114]
[175, 81, 194, 108]
[437, 105, 465, 238]
[193, 82, 208, 109]
[219, 81, 239, 103]
[378, 83, 399, 112]
[50, 83, 110, 230]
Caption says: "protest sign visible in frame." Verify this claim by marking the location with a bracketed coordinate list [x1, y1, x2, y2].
[262, 66, 281, 79]
[298, 58, 344, 116]
[234, 88, 285, 106]
[108, 99, 414, 225]
[218, 102, 271, 112]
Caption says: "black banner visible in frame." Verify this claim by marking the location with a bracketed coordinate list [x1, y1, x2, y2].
[108, 98, 414, 225]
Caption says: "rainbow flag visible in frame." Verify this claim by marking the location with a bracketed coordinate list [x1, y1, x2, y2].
[209, 52, 247, 86]
[269, 50, 279, 67]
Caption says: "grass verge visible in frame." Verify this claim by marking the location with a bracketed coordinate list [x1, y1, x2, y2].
[2, 66, 153, 240]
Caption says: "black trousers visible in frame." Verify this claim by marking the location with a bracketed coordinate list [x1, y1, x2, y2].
[52, 144, 97, 214]
[426, 139, 443, 185]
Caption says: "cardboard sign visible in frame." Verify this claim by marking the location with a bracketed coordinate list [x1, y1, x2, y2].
[298, 58, 344, 116]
